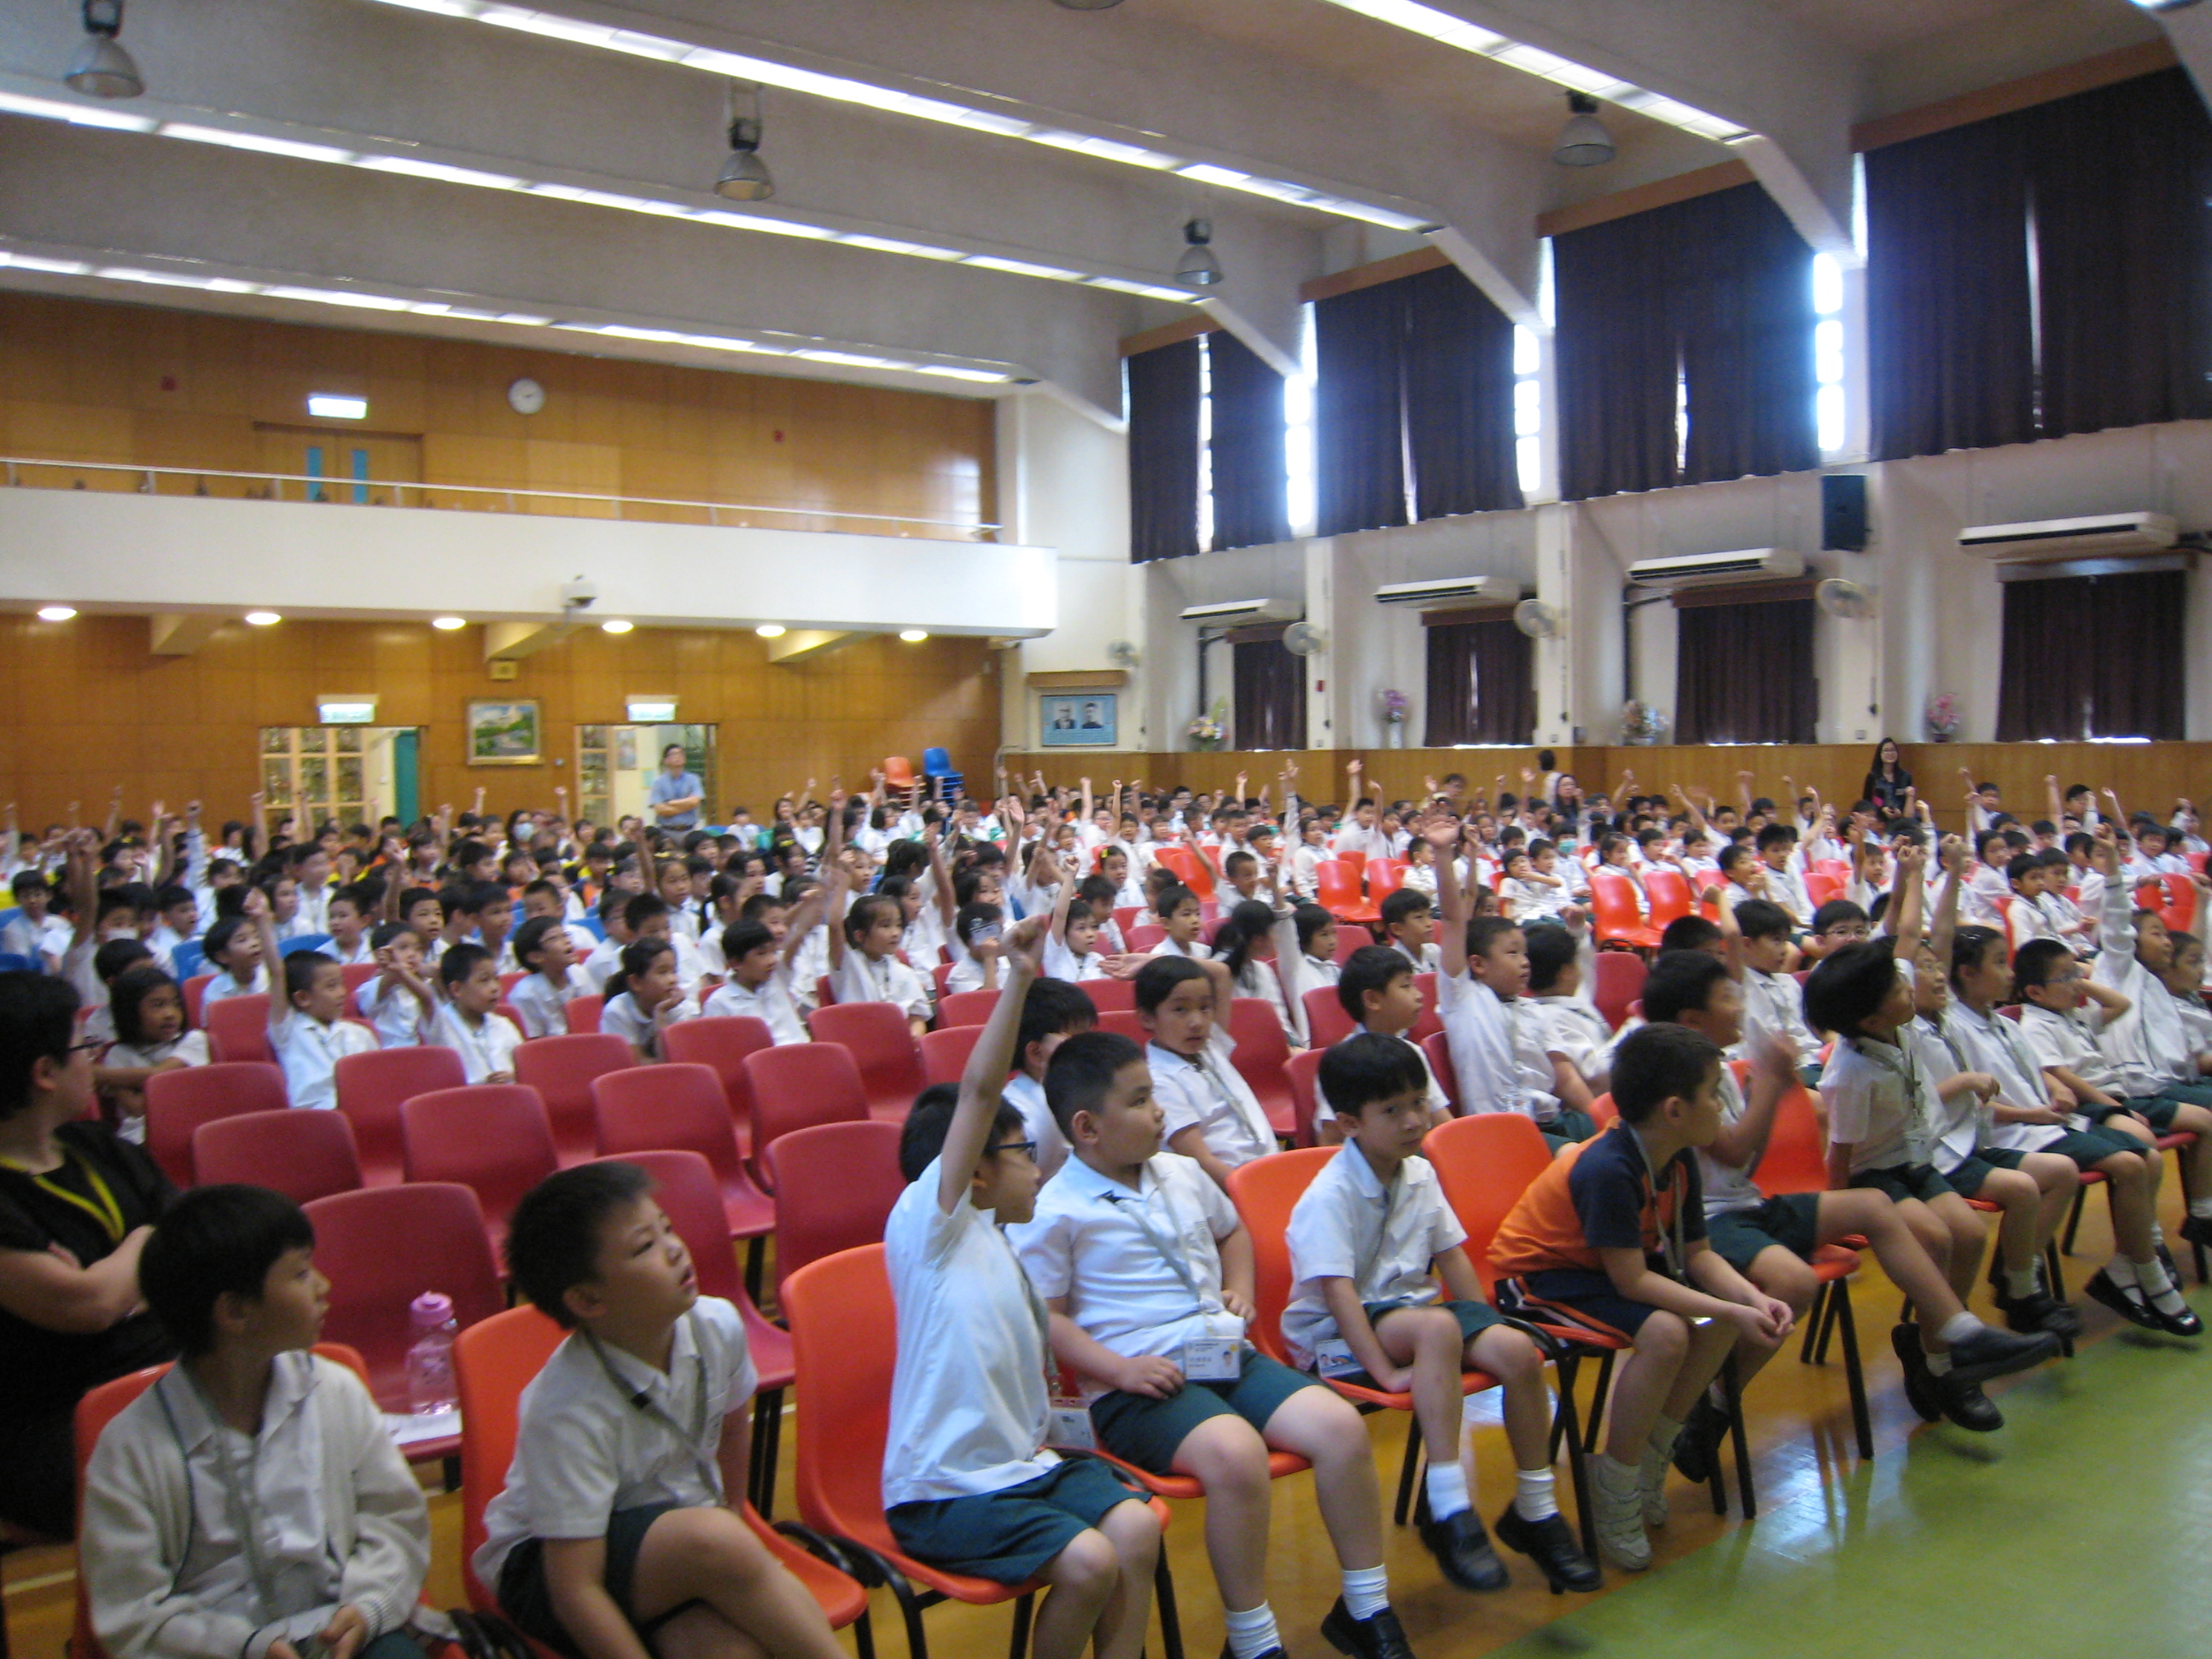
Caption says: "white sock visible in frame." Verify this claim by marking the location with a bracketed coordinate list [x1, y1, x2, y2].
[2139, 1257, 2188, 1313]
[2152, 1220, 2168, 1249]
[1936, 1311, 1982, 1348]
[1339, 1564, 1389, 1622]
[1424, 1459, 1472, 1521]
[2005, 1266, 2041, 1300]
[2107, 1254, 2140, 1288]
[2190, 1197, 2212, 1220]
[1646, 1409, 1684, 1458]
[1223, 1604, 1281, 1659]
[1515, 1466, 1558, 1522]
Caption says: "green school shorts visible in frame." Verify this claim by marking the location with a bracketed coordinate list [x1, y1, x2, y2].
[1703, 1193, 1822, 1272]
[1089, 1352, 1319, 1474]
[1848, 1163, 1953, 1205]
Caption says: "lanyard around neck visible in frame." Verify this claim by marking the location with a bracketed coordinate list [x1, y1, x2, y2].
[2, 1148, 125, 1244]
[1096, 1182, 1214, 1313]
[584, 1313, 724, 1504]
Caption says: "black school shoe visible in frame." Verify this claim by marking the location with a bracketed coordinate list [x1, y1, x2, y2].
[1668, 1395, 1731, 1485]
[1417, 1505, 1509, 1591]
[1319, 1598, 1415, 1659]
[1930, 1372, 2004, 1432]
[2000, 1289, 2083, 1339]
[1941, 1322, 2060, 1385]
[2179, 1214, 2212, 1251]
[1890, 1323, 1943, 1422]
[2086, 1266, 2169, 1331]
[1493, 1503, 1602, 1593]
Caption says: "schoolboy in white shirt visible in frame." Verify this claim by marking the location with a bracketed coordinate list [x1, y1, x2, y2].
[1001, 975, 1100, 1183]
[249, 893, 374, 1113]
[352, 923, 435, 1050]
[432, 944, 522, 1085]
[1432, 835, 1574, 1147]
[1138, 955, 1278, 1190]
[1730, 899, 1825, 1086]
[882, 922, 1161, 1659]
[1311, 946, 1451, 1142]
[1012, 1029, 1417, 1659]
[1377, 891, 1442, 975]
[507, 916, 591, 1040]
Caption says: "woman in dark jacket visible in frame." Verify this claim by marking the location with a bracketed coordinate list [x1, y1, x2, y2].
[1862, 737, 1914, 817]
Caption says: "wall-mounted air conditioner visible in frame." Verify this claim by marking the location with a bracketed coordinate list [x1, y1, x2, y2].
[1373, 576, 1525, 607]
[1178, 598, 1303, 625]
[1626, 547, 1804, 590]
[1959, 512, 2177, 563]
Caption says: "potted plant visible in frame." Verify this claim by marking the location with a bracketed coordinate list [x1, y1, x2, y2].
[1924, 692, 1961, 742]
[1186, 701, 1225, 752]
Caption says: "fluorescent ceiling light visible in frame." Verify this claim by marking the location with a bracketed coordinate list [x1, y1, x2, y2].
[355, 154, 525, 189]
[307, 393, 368, 418]
[160, 122, 352, 163]
[0, 86, 152, 130]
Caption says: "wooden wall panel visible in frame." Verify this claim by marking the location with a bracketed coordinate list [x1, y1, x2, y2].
[0, 292, 996, 538]
[0, 616, 1000, 830]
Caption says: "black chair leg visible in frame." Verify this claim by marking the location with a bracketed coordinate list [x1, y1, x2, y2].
[1547, 1352, 1580, 1464]
[1582, 1349, 1616, 1453]
[1154, 1549, 1185, 1659]
[1797, 1281, 1827, 1365]
[1551, 1364, 1599, 1563]
[1831, 1278, 1874, 1460]
[1392, 1415, 1423, 1527]
[744, 1237, 765, 1305]
[1007, 1591, 1034, 1659]
[748, 1388, 783, 1514]
[2061, 1185, 2087, 1255]
[1722, 1353, 1756, 1520]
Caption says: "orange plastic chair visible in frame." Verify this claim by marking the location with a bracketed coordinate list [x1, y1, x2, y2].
[1227, 1148, 1494, 1528]
[144, 1062, 288, 1186]
[1084, 977, 1138, 1014]
[305, 1181, 504, 1465]
[514, 1033, 636, 1166]
[1586, 871, 1660, 952]
[741, 1041, 869, 1186]
[920, 1022, 987, 1086]
[1301, 985, 1356, 1051]
[661, 1016, 776, 1157]
[400, 1084, 559, 1256]
[1097, 1008, 1147, 1043]
[594, 1063, 776, 1295]
[583, 1150, 795, 1513]
[1592, 953, 1646, 1033]
[192, 1109, 362, 1205]
[1225, 996, 1297, 1141]
[808, 1002, 927, 1123]
[455, 1305, 868, 1656]
[761, 1121, 907, 1300]
[783, 1244, 1176, 1659]
[1644, 867, 1693, 930]
[203, 995, 276, 1065]
[1284, 1046, 1324, 1147]
[1315, 862, 1379, 925]
[884, 755, 917, 790]
[334, 1045, 467, 1186]
[1365, 859, 1405, 902]
[1804, 870, 1846, 910]
[1126, 924, 1168, 953]
[2157, 874, 2197, 936]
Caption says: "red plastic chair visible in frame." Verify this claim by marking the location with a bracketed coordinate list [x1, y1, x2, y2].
[1365, 859, 1406, 902]
[144, 1062, 288, 1186]
[334, 1045, 468, 1186]
[661, 1016, 775, 1157]
[455, 1305, 868, 1655]
[1084, 977, 1138, 1014]
[935, 988, 998, 1027]
[761, 1120, 908, 1298]
[1157, 844, 1214, 902]
[1301, 985, 1356, 1051]
[562, 992, 602, 1034]
[931, 961, 953, 1004]
[1420, 1030, 1460, 1110]
[783, 1244, 1173, 1659]
[513, 1033, 636, 1166]
[1126, 924, 1167, 952]
[204, 995, 275, 1065]
[2157, 875, 2197, 936]
[1226, 996, 1296, 1141]
[920, 1023, 988, 1086]
[339, 962, 379, 1000]
[1804, 870, 1846, 910]
[400, 1084, 559, 1255]
[1644, 867, 1694, 930]
[1284, 1046, 1324, 1147]
[1315, 862, 1379, 925]
[593, 1062, 775, 1284]
[1587, 871, 1660, 952]
[1097, 1008, 1147, 1043]
[1592, 952, 1647, 1033]
[181, 973, 215, 1029]
[1412, 972, 1442, 1041]
[1333, 925, 1372, 965]
[742, 1041, 870, 1185]
[583, 1150, 796, 1514]
[304, 1181, 504, 1459]
[192, 1109, 363, 1204]
[808, 1001, 927, 1123]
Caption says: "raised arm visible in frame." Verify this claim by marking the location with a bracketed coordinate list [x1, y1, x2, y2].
[1927, 835, 1964, 968]
[1431, 820, 1469, 978]
[781, 869, 837, 969]
[1888, 842, 1927, 958]
[937, 915, 1046, 1214]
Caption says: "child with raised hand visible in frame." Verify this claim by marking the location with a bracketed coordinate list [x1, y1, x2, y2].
[1045, 859, 1113, 984]
[701, 875, 832, 1045]
[599, 939, 692, 1063]
[1312, 946, 1452, 1144]
[507, 915, 590, 1039]
[827, 849, 932, 1037]
[353, 923, 435, 1049]
[433, 943, 521, 1085]
[1001, 976, 1098, 1184]
[479, 1161, 845, 1659]
[98, 967, 207, 1143]
[884, 916, 1161, 1659]
[199, 913, 269, 1007]
[1144, 884, 1212, 961]
[1012, 1030, 1415, 1659]
[1378, 890, 1441, 975]
[84, 1185, 435, 1659]
[1731, 898, 1825, 1086]
[1286, 1033, 1598, 1597]
[1138, 955, 1277, 1190]
[250, 889, 374, 1112]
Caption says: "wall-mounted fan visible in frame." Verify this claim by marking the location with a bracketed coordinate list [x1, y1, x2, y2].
[1107, 638, 1142, 668]
[1815, 577, 1874, 619]
[1513, 598, 1563, 639]
[1283, 621, 1328, 656]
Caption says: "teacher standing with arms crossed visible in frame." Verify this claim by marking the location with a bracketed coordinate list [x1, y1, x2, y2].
[647, 742, 706, 830]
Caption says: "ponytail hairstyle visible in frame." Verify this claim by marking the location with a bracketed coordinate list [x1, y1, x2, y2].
[604, 938, 674, 1004]
[1213, 899, 1280, 981]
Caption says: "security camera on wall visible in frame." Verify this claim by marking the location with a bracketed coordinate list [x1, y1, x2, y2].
[560, 577, 598, 611]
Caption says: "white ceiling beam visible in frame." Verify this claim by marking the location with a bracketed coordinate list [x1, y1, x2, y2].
[2154, 8, 2212, 119]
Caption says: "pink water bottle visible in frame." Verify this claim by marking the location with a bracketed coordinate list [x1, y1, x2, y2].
[405, 1292, 457, 1415]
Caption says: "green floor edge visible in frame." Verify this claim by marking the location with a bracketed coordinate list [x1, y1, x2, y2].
[1489, 1291, 2212, 1659]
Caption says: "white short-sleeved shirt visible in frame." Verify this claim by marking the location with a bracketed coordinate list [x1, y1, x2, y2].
[1697, 1065, 1769, 1216]
[353, 978, 431, 1050]
[1388, 940, 1442, 975]
[2018, 1002, 2123, 1097]
[1147, 1034, 1276, 1169]
[1146, 936, 1214, 962]
[1739, 968, 1822, 1068]
[432, 1004, 523, 1083]
[601, 991, 695, 1061]
[1010, 1152, 1241, 1392]
[579, 935, 623, 992]
[269, 1010, 377, 1112]
[1822, 969, 1933, 1173]
[1942, 1002, 2067, 1151]
[882, 1159, 1060, 1508]
[1003, 1072, 1069, 1182]
[1313, 1027, 1449, 1127]
[475, 1299, 755, 1587]
[201, 965, 269, 1007]
[831, 951, 931, 1022]
[1280, 1143, 1464, 1368]
[1907, 1016, 1984, 1173]
[702, 971, 806, 1045]
[1531, 995, 1613, 1086]
[509, 967, 590, 1039]
[1044, 938, 1109, 983]
[1437, 970, 1549, 1121]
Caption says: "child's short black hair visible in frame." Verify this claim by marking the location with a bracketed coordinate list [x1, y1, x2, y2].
[1755, 824, 1797, 853]
[1950, 924, 2005, 989]
[623, 893, 668, 931]
[2012, 938, 2075, 996]
[1019, 976, 1097, 1060]
[740, 892, 789, 923]
[511, 915, 563, 972]
[508, 1161, 655, 1326]
[138, 1184, 315, 1357]
[9, 870, 48, 900]
[1801, 940, 1901, 1037]
[108, 965, 178, 1048]
[1293, 904, 1336, 957]
[1154, 883, 1201, 919]
[439, 940, 492, 990]
[1523, 924, 1577, 994]
[1336, 945, 1412, 1022]
[1610, 1023, 1722, 1125]
[283, 948, 339, 1003]
[845, 893, 900, 946]
[898, 1087, 1027, 1182]
[1641, 952, 1731, 1024]
[2006, 853, 2040, 887]
[1810, 899, 1868, 934]
[719, 919, 775, 965]
[93, 937, 152, 987]
[1380, 890, 1431, 931]
[1465, 915, 1522, 961]
[1657, 915, 1721, 954]
[1043, 1029, 1147, 1138]
[1134, 953, 1208, 1016]
[368, 920, 416, 952]
[154, 882, 194, 914]
[1732, 899, 1793, 942]
[955, 900, 1002, 949]
[1078, 874, 1119, 911]
[1316, 1031, 1427, 1120]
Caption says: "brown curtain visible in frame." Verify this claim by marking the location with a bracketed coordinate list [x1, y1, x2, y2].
[1423, 619, 1534, 746]
[1314, 281, 1411, 536]
[1554, 207, 1679, 500]
[1126, 339, 1202, 562]
[1208, 331, 1290, 550]
[1670, 184, 1819, 486]
[1401, 263, 1524, 518]
[1995, 568, 2185, 741]
[1675, 598, 1816, 744]
[1232, 637, 1307, 750]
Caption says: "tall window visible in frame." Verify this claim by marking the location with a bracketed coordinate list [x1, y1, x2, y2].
[1286, 306, 1318, 538]
[1512, 324, 1543, 498]
[1813, 253, 1847, 453]
[1196, 335, 1215, 553]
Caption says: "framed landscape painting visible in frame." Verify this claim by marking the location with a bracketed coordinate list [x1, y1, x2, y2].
[467, 698, 542, 765]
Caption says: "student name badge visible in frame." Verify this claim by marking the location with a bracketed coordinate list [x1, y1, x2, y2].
[1046, 1397, 1098, 1452]
[1311, 1338, 1364, 1381]
[1179, 1336, 1243, 1382]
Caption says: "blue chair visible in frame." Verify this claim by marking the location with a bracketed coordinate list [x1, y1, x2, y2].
[277, 933, 334, 957]
[0, 906, 20, 933]
[170, 940, 207, 981]
[922, 747, 962, 803]
[578, 915, 607, 941]
[0, 952, 32, 974]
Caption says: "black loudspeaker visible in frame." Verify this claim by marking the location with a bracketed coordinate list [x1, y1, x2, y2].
[1821, 473, 1868, 551]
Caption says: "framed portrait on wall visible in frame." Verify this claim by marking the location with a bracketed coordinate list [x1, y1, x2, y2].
[1040, 691, 1116, 747]
[466, 698, 543, 765]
